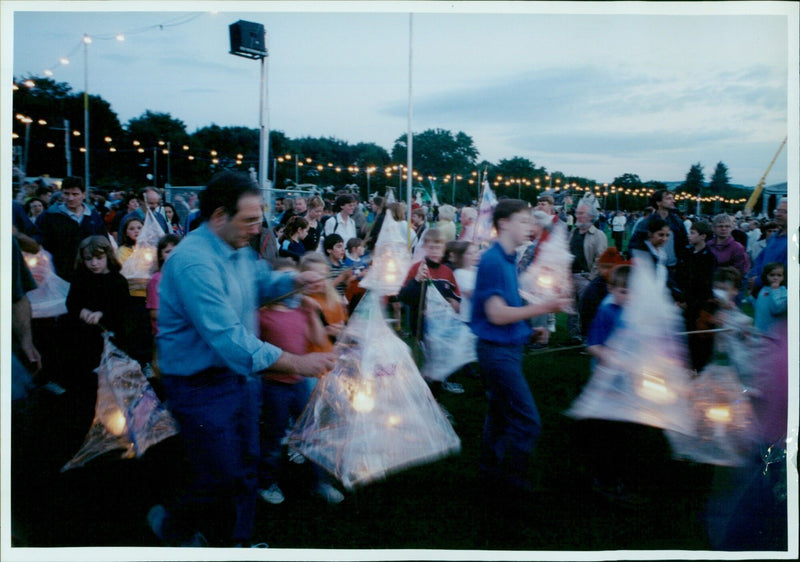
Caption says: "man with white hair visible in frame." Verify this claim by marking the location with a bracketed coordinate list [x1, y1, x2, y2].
[566, 201, 608, 345]
[458, 206, 477, 241]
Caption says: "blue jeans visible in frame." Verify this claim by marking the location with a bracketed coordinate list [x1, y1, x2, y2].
[477, 340, 542, 491]
[160, 370, 261, 544]
[259, 379, 313, 487]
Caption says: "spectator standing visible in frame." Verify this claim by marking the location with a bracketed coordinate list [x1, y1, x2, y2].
[36, 176, 108, 282]
[148, 171, 334, 547]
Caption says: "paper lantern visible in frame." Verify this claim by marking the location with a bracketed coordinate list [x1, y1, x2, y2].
[519, 224, 574, 312]
[666, 364, 756, 466]
[62, 333, 179, 471]
[566, 256, 694, 434]
[360, 212, 412, 296]
[23, 249, 70, 318]
[288, 293, 460, 489]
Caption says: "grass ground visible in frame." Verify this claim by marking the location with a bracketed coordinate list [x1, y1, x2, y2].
[11, 313, 732, 555]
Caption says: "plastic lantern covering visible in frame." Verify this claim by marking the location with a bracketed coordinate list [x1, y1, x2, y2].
[472, 180, 497, 246]
[665, 364, 755, 466]
[288, 292, 461, 490]
[518, 225, 574, 312]
[62, 332, 179, 471]
[360, 212, 412, 296]
[565, 255, 694, 434]
[22, 248, 70, 318]
[421, 283, 477, 382]
[121, 209, 164, 292]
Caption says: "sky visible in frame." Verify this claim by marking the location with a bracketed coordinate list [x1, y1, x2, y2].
[4, 1, 799, 187]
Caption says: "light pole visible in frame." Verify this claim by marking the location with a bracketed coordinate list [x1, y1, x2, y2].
[50, 119, 72, 176]
[83, 33, 91, 189]
[451, 174, 461, 204]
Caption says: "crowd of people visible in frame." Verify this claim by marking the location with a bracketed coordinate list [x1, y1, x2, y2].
[10, 171, 789, 549]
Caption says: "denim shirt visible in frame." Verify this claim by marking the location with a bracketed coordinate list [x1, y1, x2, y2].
[157, 223, 295, 376]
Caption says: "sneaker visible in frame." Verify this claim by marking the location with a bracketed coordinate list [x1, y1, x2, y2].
[441, 381, 465, 394]
[258, 483, 285, 505]
[288, 449, 306, 464]
[42, 381, 66, 395]
[314, 482, 344, 504]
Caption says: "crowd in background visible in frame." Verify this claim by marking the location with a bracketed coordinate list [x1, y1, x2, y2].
[10, 172, 789, 549]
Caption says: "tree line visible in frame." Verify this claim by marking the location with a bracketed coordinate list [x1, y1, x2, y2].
[13, 75, 747, 211]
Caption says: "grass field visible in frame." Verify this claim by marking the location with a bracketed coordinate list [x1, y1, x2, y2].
[14, 311, 763, 556]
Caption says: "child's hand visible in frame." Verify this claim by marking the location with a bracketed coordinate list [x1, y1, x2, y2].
[770, 280, 782, 290]
[415, 263, 429, 282]
[80, 308, 103, 325]
[531, 327, 549, 345]
[326, 322, 344, 338]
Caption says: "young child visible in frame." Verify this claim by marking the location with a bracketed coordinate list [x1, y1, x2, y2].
[579, 265, 662, 505]
[300, 253, 348, 353]
[752, 262, 787, 334]
[445, 240, 479, 325]
[343, 237, 369, 313]
[676, 220, 718, 371]
[117, 216, 144, 267]
[470, 199, 569, 498]
[257, 259, 345, 506]
[146, 234, 181, 337]
[278, 216, 309, 263]
[322, 233, 352, 297]
[399, 228, 463, 394]
[65, 236, 131, 408]
[343, 237, 368, 274]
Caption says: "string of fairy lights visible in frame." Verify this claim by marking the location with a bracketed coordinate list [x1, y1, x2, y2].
[11, 111, 750, 205]
[12, 12, 748, 207]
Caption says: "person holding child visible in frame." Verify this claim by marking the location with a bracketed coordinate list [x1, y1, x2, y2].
[470, 200, 570, 498]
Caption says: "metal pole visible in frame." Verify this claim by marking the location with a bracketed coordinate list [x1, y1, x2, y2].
[23, 121, 31, 177]
[64, 119, 72, 176]
[83, 37, 90, 189]
[153, 146, 158, 187]
[295, 154, 299, 185]
[259, 48, 271, 220]
[453, 175, 456, 204]
[405, 13, 414, 243]
[167, 141, 171, 186]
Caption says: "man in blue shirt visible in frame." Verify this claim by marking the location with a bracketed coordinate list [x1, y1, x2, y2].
[471, 199, 569, 499]
[149, 171, 335, 547]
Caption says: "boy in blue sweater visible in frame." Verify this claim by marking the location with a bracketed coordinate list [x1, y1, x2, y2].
[471, 199, 569, 497]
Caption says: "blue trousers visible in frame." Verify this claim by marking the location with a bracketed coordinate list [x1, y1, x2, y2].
[477, 340, 542, 491]
[259, 379, 312, 487]
[160, 370, 261, 544]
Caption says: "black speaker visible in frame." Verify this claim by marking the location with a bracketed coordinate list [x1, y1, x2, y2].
[229, 20, 267, 59]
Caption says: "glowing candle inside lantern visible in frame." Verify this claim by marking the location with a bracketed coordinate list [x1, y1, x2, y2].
[353, 391, 375, 413]
[387, 415, 401, 426]
[25, 256, 39, 268]
[637, 371, 674, 403]
[706, 406, 731, 423]
[386, 259, 397, 271]
[143, 249, 154, 263]
[104, 409, 127, 436]
[537, 274, 554, 289]
[385, 273, 397, 283]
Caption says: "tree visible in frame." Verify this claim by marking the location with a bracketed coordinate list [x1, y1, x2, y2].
[708, 161, 730, 212]
[681, 163, 705, 195]
[492, 157, 544, 202]
[126, 111, 192, 187]
[391, 128, 479, 179]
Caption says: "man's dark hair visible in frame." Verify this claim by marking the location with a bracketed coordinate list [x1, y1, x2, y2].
[333, 193, 356, 212]
[691, 220, 712, 239]
[35, 185, 53, 197]
[492, 198, 529, 230]
[200, 171, 261, 220]
[61, 176, 85, 193]
[648, 189, 669, 208]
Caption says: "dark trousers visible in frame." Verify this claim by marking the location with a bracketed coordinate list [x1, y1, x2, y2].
[160, 370, 261, 544]
[477, 340, 541, 492]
